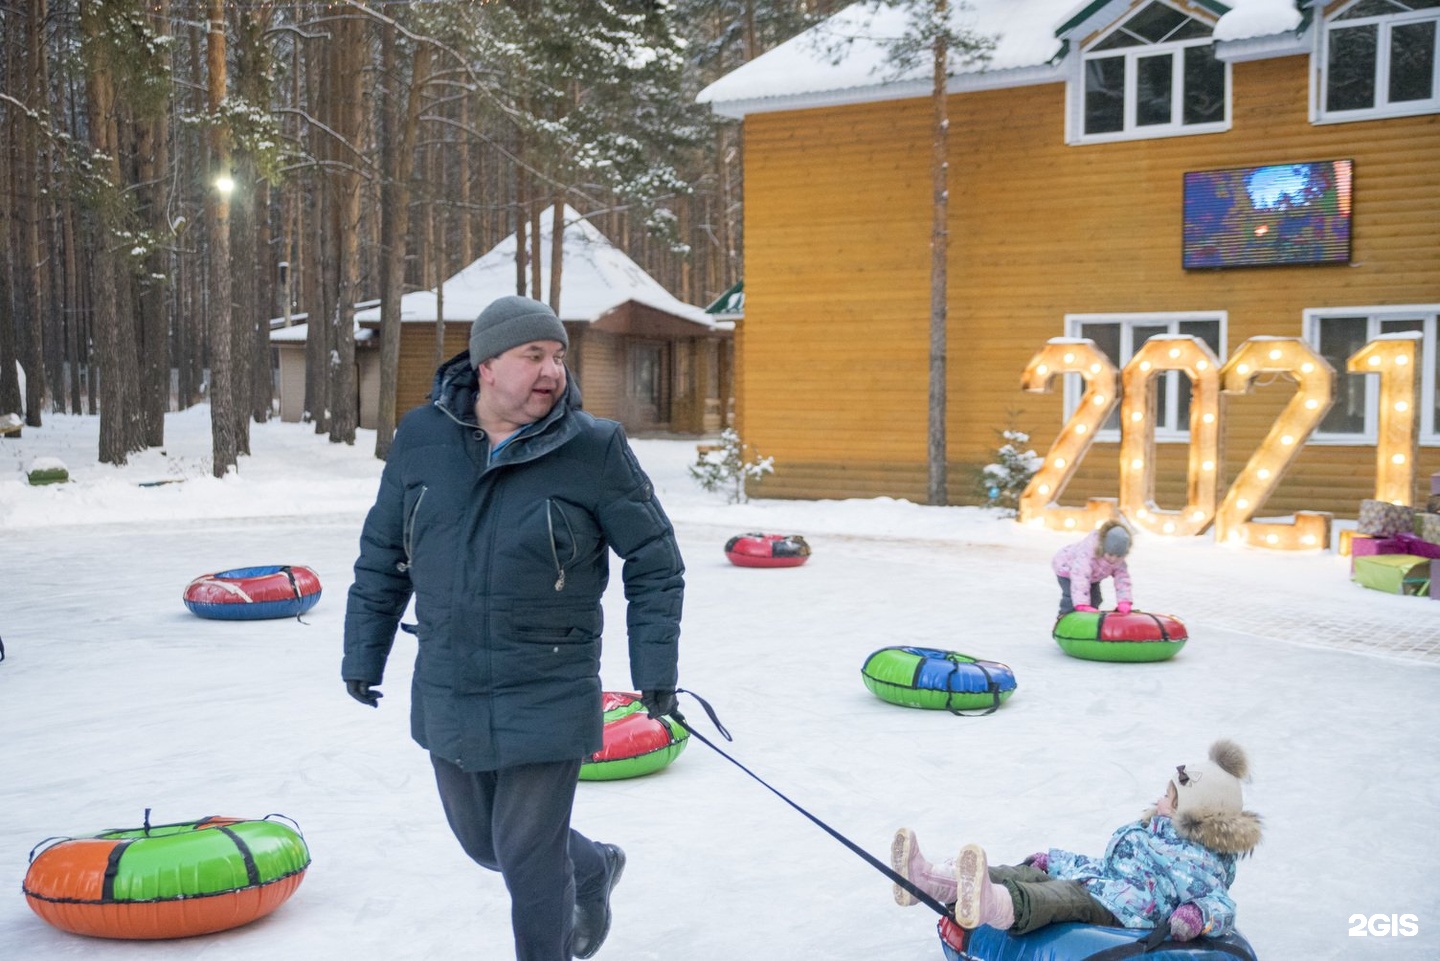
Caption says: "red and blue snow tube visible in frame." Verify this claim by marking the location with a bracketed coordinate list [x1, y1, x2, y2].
[939, 918, 1258, 961]
[183, 566, 322, 620]
[724, 533, 811, 568]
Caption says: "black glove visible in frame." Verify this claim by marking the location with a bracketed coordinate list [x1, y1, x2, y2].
[346, 679, 383, 708]
[640, 688, 677, 719]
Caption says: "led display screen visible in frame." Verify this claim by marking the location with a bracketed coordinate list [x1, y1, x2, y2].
[1183, 160, 1353, 269]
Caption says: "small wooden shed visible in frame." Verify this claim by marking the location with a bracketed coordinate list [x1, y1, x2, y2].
[270, 318, 380, 430]
[354, 206, 733, 435]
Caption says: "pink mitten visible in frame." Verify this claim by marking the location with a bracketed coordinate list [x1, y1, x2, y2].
[1023, 851, 1049, 873]
[1074, 604, 1098, 613]
[1116, 601, 1132, 614]
[1169, 903, 1204, 941]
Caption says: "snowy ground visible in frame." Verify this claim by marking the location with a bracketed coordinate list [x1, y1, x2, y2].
[1, 408, 1437, 960]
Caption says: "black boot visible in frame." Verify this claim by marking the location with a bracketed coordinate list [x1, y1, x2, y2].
[572, 843, 626, 959]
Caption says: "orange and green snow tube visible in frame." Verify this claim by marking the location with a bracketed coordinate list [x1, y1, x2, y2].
[24, 813, 310, 940]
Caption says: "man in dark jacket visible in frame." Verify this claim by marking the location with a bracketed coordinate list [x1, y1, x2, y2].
[343, 295, 684, 961]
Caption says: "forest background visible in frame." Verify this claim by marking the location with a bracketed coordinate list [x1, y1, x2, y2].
[0, 0, 848, 471]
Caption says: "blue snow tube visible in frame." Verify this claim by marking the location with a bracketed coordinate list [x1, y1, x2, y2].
[941, 922, 1258, 961]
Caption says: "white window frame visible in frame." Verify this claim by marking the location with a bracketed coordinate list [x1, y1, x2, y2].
[1064, 311, 1228, 443]
[1067, 1, 1231, 145]
[1312, 0, 1440, 123]
[1304, 304, 1440, 445]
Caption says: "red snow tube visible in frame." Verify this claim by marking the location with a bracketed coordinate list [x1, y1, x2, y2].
[579, 692, 688, 780]
[183, 566, 322, 620]
[1052, 610, 1188, 662]
[724, 533, 811, 568]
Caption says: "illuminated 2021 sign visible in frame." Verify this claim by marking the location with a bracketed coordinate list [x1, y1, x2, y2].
[1018, 332, 1423, 551]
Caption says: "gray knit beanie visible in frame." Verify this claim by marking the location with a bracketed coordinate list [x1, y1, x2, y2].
[1102, 525, 1132, 556]
[470, 296, 568, 365]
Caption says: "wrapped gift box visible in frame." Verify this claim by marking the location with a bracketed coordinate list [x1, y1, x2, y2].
[1413, 511, 1440, 545]
[1349, 534, 1403, 572]
[1358, 499, 1416, 537]
[1352, 554, 1432, 596]
[1388, 532, 1440, 560]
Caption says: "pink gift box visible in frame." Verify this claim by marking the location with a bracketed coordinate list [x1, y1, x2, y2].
[1350, 534, 1405, 573]
[1389, 533, 1440, 561]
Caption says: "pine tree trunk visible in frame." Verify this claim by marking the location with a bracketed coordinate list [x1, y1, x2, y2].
[376, 25, 430, 459]
[230, 149, 255, 454]
[252, 177, 273, 423]
[62, 208, 84, 413]
[303, 24, 331, 433]
[548, 195, 563, 312]
[0, 21, 24, 418]
[21, 0, 50, 425]
[205, 0, 237, 476]
[328, 12, 364, 446]
[927, 0, 949, 506]
[82, 0, 140, 464]
[137, 0, 171, 443]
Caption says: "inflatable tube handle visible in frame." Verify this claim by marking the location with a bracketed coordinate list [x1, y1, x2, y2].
[262, 812, 306, 839]
[944, 660, 1004, 717]
[279, 566, 312, 625]
[27, 836, 74, 863]
[674, 688, 732, 742]
[1076, 913, 1255, 961]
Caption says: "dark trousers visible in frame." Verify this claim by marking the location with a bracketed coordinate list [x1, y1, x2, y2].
[431, 755, 609, 961]
[1057, 575, 1103, 616]
[991, 864, 1119, 935]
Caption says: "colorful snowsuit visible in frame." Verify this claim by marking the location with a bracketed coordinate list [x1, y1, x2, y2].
[1044, 814, 1240, 938]
[1052, 529, 1132, 613]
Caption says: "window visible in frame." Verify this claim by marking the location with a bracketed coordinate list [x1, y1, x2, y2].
[1305, 306, 1440, 444]
[1064, 313, 1225, 440]
[1319, 0, 1440, 121]
[1074, 1, 1228, 142]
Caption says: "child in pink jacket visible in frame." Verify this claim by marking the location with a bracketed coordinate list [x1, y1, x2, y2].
[1051, 520, 1133, 616]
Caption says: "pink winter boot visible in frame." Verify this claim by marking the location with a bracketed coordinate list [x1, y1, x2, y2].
[953, 844, 1015, 930]
[890, 828, 957, 906]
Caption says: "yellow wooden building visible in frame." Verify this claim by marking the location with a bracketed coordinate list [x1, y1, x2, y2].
[699, 0, 1440, 524]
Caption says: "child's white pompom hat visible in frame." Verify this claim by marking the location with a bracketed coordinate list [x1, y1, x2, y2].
[1168, 739, 1263, 856]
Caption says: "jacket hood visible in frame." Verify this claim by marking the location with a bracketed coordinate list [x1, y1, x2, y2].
[429, 349, 583, 430]
[1142, 805, 1264, 857]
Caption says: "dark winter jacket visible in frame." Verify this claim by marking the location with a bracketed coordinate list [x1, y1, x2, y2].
[342, 351, 684, 771]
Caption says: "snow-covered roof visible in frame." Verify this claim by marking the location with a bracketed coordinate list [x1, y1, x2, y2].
[353, 205, 714, 330]
[269, 321, 375, 345]
[698, 0, 1305, 118]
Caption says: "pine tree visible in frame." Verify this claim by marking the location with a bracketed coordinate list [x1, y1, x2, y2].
[977, 428, 1042, 515]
